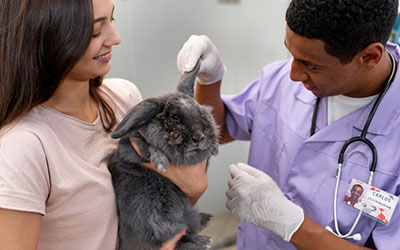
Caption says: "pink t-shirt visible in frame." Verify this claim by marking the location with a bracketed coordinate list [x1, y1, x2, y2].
[0, 78, 142, 250]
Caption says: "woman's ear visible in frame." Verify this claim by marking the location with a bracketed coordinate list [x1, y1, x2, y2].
[358, 42, 385, 68]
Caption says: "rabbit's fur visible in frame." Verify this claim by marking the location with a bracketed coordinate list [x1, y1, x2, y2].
[108, 61, 219, 250]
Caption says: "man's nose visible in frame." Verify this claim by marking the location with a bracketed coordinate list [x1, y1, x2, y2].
[290, 59, 308, 82]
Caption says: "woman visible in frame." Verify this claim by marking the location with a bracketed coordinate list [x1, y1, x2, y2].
[0, 0, 207, 249]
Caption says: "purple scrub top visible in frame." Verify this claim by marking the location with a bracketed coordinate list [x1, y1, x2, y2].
[222, 43, 400, 249]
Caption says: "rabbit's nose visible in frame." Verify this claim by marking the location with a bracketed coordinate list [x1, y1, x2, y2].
[192, 130, 204, 143]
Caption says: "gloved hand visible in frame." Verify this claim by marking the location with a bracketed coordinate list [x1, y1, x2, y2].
[226, 162, 304, 242]
[177, 35, 226, 85]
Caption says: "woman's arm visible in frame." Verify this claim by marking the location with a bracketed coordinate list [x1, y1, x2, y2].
[0, 208, 42, 250]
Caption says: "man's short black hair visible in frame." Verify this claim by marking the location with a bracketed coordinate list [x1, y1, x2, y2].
[286, 0, 399, 63]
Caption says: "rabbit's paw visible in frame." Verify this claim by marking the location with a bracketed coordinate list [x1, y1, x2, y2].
[149, 147, 169, 171]
[211, 145, 218, 156]
[199, 213, 214, 230]
[176, 234, 212, 250]
[156, 163, 168, 172]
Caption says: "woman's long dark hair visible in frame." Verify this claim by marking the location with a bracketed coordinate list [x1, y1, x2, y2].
[0, 0, 116, 131]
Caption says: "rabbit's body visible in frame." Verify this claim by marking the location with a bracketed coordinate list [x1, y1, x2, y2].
[109, 144, 213, 250]
[108, 61, 219, 250]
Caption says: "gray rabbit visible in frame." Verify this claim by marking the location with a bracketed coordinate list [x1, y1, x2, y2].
[108, 61, 219, 250]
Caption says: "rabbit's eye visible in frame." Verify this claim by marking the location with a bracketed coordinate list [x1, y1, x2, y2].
[172, 114, 180, 120]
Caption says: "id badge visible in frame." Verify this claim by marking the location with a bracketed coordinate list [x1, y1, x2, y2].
[343, 178, 399, 225]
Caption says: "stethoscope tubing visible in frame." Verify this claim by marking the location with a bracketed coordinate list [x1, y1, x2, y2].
[332, 163, 367, 239]
[338, 137, 377, 172]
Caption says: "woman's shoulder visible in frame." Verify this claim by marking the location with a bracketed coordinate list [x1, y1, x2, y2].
[100, 78, 143, 120]
[0, 113, 51, 215]
[102, 78, 139, 90]
[0, 116, 49, 175]
[102, 78, 142, 103]
[0, 111, 51, 150]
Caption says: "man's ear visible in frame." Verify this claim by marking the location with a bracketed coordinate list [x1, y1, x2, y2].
[358, 42, 385, 68]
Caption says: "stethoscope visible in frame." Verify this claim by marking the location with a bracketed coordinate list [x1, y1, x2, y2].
[310, 51, 397, 241]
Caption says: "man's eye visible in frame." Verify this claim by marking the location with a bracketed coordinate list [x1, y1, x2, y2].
[306, 65, 318, 70]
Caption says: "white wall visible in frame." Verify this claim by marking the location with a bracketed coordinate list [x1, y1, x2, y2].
[108, 0, 290, 214]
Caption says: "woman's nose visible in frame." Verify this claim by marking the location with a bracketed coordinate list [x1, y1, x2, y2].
[105, 23, 121, 47]
[290, 59, 308, 82]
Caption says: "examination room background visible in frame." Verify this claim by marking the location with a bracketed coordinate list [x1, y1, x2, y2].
[108, 0, 291, 214]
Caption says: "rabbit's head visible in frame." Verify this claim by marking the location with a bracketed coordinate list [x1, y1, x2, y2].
[111, 60, 219, 166]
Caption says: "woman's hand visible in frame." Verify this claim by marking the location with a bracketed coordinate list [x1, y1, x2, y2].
[160, 228, 186, 250]
[130, 139, 208, 205]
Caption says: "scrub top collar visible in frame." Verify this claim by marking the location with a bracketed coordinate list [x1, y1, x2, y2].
[352, 44, 400, 136]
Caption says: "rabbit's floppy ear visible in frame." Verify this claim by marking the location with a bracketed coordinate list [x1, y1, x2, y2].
[176, 59, 201, 97]
[111, 98, 165, 139]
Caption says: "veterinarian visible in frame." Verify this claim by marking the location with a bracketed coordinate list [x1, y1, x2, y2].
[177, 0, 400, 249]
[0, 0, 207, 249]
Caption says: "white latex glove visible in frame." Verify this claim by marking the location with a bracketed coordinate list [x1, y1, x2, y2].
[226, 162, 304, 242]
[177, 35, 226, 85]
